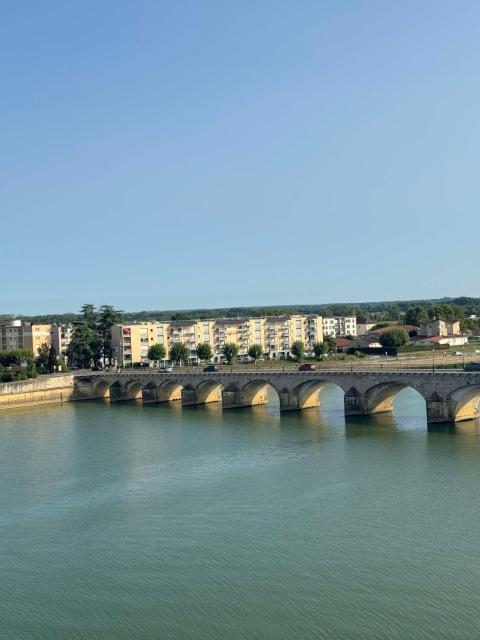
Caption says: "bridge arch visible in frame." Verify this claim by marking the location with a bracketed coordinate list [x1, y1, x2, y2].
[448, 385, 480, 422]
[93, 379, 111, 399]
[157, 380, 183, 403]
[124, 380, 144, 400]
[195, 379, 224, 404]
[241, 379, 280, 406]
[293, 379, 346, 410]
[364, 381, 427, 415]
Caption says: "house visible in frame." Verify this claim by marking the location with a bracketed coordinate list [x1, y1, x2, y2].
[335, 338, 352, 353]
[348, 335, 383, 350]
[418, 318, 461, 337]
[409, 335, 468, 347]
[356, 320, 377, 336]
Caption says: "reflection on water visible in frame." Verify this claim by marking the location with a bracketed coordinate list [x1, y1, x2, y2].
[1, 387, 480, 640]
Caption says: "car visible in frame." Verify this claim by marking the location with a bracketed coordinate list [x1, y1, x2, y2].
[298, 363, 316, 371]
[159, 366, 173, 373]
[452, 351, 463, 356]
[203, 365, 219, 372]
[465, 363, 480, 371]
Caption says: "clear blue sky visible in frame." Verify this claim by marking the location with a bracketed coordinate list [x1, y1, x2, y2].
[2, 1, 479, 314]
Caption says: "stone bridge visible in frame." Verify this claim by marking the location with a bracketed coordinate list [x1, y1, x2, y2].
[73, 368, 480, 424]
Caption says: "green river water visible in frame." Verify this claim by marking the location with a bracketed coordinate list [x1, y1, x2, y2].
[1, 386, 480, 639]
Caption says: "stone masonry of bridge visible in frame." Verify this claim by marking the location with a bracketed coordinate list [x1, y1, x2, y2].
[72, 369, 480, 424]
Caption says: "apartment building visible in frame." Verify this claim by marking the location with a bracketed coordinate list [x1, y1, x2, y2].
[51, 324, 74, 358]
[154, 321, 171, 353]
[0, 320, 51, 354]
[169, 319, 213, 361]
[322, 316, 357, 338]
[214, 318, 254, 359]
[263, 315, 303, 358]
[109, 313, 347, 365]
[0, 320, 24, 351]
[304, 315, 324, 350]
[111, 322, 160, 367]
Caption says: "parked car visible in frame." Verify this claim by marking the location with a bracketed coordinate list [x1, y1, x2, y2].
[452, 351, 463, 356]
[203, 365, 219, 372]
[465, 363, 480, 371]
[159, 366, 173, 373]
[298, 363, 316, 371]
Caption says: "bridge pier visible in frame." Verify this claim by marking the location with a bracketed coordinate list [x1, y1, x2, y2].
[344, 393, 396, 417]
[426, 399, 455, 423]
[109, 382, 143, 402]
[426, 398, 479, 423]
[344, 392, 369, 417]
[181, 387, 221, 406]
[279, 390, 320, 411]
[222, 388, 268, 410]
[142, 386, 161, 404]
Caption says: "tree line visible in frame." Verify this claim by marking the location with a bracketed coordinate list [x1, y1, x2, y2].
[7, 296, 480, 327]
[147, 335, 339, 366]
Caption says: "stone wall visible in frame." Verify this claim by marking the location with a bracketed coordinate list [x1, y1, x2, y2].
[0, 374, 75, 410]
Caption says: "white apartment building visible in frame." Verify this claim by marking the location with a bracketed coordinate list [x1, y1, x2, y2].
[51, 324, 74, 358]
[322, 316, 357, 338]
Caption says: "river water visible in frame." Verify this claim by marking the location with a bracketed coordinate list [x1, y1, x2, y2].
[1, 387, 480, 639]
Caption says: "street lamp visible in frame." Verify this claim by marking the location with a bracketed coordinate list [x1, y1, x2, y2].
[432, 346, 435, 373]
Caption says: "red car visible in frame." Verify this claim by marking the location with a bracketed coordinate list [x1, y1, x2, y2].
[298, 363, 316, 371]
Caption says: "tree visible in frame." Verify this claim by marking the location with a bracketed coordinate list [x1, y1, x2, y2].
[0, 349, 34, 367]
[324, 336, 337, 353]
[405, 305, 428, 327]
[80, 304, 97, 329]
[312, 341, 326, 359]
[170, 312, 191, 321]
[222, 342, 238, 364]
[196, 342, 213, 363]
[48, 345, 57, 373]
[248, 344, 263, 363]
[36, 343, 50, 372]
[169, 342, 189, 365]
[66, 322, 96, 368]
[148, 343, 167, 365]
[461, 317, 480, 334]
[90, 334, 103, 368]
[378, 328, 409, 348]
[98, 305, 122, 365]
[290, 340, 305, 361]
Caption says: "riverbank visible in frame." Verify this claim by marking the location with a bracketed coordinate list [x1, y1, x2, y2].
[0, 373, 75, 411]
